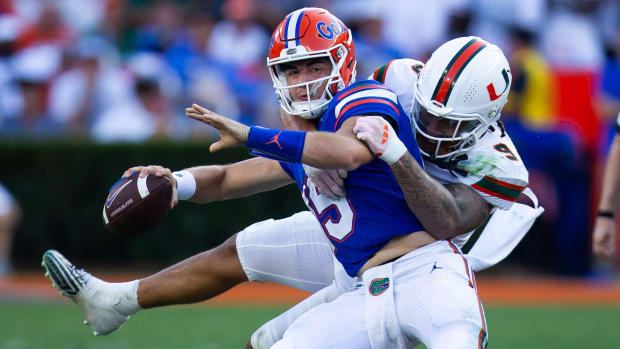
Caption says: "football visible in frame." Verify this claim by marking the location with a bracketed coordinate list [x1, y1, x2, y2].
[102, 173, 172, 235]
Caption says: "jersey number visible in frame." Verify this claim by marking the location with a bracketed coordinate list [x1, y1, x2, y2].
[494, 143, 518, 161]
[302, 178, 356, 241]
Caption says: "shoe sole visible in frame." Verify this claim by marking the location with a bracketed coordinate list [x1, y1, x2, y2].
[42, 250, 85, 297]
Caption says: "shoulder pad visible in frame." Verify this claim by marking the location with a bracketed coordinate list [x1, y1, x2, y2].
[331, 81, 400, 130]
[370, 59, 424, 84]
[369, 59, 423, 118]
[454, 129, 529, 210]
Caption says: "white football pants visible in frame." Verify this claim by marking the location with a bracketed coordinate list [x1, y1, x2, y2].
[236, 192, 543, 292]
[270, 240, 487, 349]
[238, 195, 542, 348]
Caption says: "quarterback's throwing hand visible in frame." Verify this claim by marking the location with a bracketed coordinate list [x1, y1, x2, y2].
[186, 104, 250, 152]
[122, 165, 179, 209]
[353, 116, 407, 165]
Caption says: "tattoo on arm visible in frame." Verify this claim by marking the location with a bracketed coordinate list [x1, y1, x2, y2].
[391, 153, 492, 239]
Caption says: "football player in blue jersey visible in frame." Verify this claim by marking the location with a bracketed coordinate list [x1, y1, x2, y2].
[39, 8, 542, 349]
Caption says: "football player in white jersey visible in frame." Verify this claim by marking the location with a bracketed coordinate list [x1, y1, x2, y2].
[365, 51, 534, 261]
[41, 20, 542, 348]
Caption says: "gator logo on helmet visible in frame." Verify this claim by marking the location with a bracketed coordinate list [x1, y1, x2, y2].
[369, 277, 390, 296]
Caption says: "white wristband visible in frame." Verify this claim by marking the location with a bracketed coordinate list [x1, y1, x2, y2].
[172, 170, 196, 200]
[380, 131, 407, 165]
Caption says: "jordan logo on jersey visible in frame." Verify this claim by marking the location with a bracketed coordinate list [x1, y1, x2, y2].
[430, 261, 443, 274]
[369, 277, 390, 296]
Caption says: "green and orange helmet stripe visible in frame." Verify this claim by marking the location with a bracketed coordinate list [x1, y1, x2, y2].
[431, 38, 487, 105]
[471, 175, 526, 202]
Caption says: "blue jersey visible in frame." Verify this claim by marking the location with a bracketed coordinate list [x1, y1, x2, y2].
[280, 80, 426, 276]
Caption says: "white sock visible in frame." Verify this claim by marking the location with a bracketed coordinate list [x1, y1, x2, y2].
[109, 280, 142, 315]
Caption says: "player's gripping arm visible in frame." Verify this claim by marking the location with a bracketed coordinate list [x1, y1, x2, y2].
[123, 157, 293, 208]
[301, 118, 374, 170]
[593, 132, 620, 259]
[354, 116, 492, 239]
[186, 103, 489, 239]
[186, 104, 374, 171]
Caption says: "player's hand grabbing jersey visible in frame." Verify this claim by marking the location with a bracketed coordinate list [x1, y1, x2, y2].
[371, 59, 529, 210]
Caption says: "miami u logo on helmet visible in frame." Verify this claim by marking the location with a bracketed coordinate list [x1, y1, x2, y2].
[486, 68, 511, 101]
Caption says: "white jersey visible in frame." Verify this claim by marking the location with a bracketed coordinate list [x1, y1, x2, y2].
[371, 58, 529, 211]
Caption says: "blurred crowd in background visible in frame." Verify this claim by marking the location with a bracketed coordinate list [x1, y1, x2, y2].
[1, 0, 620, 275]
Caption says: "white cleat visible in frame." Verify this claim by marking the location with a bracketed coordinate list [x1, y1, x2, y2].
[42, 250, 135, 336]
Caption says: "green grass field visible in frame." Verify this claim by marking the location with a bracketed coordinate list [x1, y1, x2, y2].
[1, 302, 619, 348]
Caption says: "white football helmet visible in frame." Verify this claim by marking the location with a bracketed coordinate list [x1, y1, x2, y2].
[413, 36, 511, 161]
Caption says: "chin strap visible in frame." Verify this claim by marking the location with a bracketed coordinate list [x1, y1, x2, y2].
[424, 152, 468, 175]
